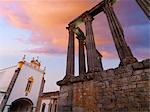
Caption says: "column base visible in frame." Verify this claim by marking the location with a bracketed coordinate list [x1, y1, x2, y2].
[119, 57, 138, 66]
[88, 66, 103, 73]
[79, 73, 87, 80]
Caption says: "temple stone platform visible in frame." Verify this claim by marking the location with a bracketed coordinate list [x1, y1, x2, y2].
[57, 59, 150, 112]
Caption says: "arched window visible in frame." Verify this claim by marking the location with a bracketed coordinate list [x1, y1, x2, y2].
[25, 76, 34, 95]
[41, 103, 46, 112]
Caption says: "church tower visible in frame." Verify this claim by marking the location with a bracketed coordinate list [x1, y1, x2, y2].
[0, 56, 45, 112]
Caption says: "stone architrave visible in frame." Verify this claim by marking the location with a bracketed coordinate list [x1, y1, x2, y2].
[66, 26, 75, 77]
[84, 15, 102, 72]
[103, 3, 137, 66]
[136, 0, 150, 20]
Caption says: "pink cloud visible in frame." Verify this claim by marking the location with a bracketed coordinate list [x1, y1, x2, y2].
[0, 1, 100, 53]
[25, 46, 65, 55]
[100, 50, 116, 59]
[1, 0, 147, 60]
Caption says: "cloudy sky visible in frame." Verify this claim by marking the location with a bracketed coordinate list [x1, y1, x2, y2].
[0, 0, 149, 92]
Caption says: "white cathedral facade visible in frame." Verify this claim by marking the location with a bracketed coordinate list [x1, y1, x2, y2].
[0, 57, 59, 112]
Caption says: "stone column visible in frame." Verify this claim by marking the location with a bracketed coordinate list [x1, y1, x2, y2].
[103, 3, 137, 66]
[96, 49, 103, 71]
[78, 38, 86, 75]
[136, 0, 150, 20]
[84, 15, 102, 72]
[66, 26, 75, 77]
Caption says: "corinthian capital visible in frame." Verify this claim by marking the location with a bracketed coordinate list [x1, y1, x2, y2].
[83, 14, 94, 22]
[66, 24, 75, 32]
[104, 0, 116, 6]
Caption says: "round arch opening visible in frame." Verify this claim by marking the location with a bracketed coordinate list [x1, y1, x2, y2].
[9, 98, 33, 112]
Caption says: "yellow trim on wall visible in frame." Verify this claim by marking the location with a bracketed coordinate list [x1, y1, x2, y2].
[18, 61, 24, 69]
[25, 76, 34, 96]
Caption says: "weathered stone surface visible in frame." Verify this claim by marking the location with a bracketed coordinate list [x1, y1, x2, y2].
[132, 62, 144, 70]
[57, 85, 73, 112]
[57, 60, 150, 112]
[142, 59, 150, 68]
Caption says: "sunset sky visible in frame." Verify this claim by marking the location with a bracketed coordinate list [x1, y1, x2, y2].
[0, 0, 149, 92]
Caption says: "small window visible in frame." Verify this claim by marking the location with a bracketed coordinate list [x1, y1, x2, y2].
[25, 76, 34, 95]
[25, 81, 32, 92]
[41, 103, 46, 112]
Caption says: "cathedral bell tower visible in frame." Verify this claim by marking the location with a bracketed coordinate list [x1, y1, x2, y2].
[1, 56, 45, 112]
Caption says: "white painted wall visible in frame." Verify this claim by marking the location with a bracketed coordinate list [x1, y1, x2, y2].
[4, 62, 43, 112]
[0, 92, 5, 104]
[0, 66, 17, 92]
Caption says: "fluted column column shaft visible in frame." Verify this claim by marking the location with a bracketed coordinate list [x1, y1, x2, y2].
[66, 27, 75, 76]
[96, 50, 103, 71]
[84, 15, 102, 72]
[136, 0, 150, 20]
[103, 3, 137, 65]
[78, 38, 86, 75]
